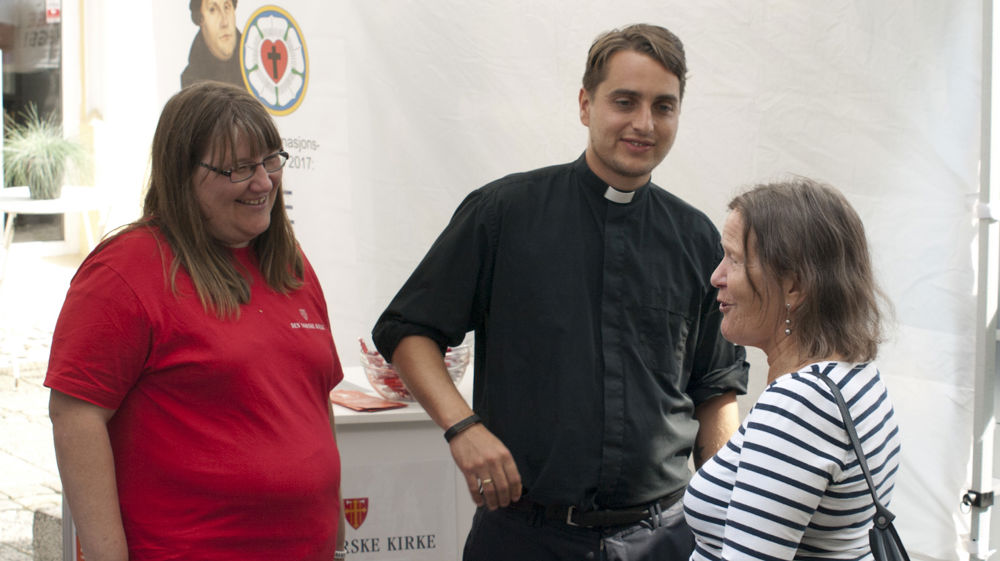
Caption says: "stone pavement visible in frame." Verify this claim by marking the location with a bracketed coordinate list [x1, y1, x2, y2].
[0, 252, 81, 561]
[0, 356, 59, 561]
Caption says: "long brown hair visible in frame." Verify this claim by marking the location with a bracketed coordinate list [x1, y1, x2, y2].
[729, 177, 889, 362]
[105, 81, 302, 318]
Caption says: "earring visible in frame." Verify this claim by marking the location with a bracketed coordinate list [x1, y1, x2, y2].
[784, 303, 792, 335]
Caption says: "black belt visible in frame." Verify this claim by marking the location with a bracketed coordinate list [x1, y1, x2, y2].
[507, 488, 685, 528]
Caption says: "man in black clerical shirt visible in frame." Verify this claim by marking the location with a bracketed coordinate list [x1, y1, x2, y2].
[373, 23, 748, 561]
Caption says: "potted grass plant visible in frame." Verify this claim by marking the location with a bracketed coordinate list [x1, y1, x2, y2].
[3, 103, 89, 200]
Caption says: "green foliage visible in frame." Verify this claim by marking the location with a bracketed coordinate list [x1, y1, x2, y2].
[3, 104, 90, 199]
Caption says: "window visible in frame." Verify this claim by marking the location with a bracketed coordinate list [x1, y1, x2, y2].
[1, 0, 64, 244]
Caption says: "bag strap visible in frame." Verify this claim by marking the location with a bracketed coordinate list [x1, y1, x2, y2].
[810, 363, 896, 530]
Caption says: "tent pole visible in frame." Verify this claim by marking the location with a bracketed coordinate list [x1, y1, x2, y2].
[971, 1, 1000, 559]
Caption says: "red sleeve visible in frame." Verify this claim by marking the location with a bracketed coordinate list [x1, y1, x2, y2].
[44, 259, 153, 410]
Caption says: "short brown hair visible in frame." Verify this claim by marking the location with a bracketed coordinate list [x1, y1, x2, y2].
[729, 177, 888, 362]
[582, 24, 687, 99]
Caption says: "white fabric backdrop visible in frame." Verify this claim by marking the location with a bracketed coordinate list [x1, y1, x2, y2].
[340, 3, 981, 559]
[97, 1, 982, 559]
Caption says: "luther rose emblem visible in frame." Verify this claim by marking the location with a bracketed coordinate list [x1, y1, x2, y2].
[240, 6, 309, 115]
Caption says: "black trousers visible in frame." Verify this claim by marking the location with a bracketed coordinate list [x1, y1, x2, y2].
[462, 498, 694, 561]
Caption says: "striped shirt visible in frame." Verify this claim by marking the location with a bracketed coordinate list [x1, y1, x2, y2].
[683, 361, 901, 561]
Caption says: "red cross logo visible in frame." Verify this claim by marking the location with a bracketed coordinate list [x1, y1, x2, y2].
[344, 498, 369, 530]
[261, 39, 289, 83]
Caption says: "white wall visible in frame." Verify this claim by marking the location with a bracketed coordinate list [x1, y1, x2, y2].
[82, 0, 160, 229]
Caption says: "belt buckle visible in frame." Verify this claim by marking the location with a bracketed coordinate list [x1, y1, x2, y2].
[565, 505, 580, 527]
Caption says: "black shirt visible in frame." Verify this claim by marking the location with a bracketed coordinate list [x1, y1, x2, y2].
[373, 154, 748, 510]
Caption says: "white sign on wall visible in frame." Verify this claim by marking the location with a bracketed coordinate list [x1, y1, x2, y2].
[341, 459, 458, 560]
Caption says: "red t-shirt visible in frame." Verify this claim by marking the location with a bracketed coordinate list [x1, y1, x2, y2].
[45, 227, 344, 560]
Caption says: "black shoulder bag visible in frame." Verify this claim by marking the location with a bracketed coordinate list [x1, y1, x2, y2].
[812, 370, 911, 561]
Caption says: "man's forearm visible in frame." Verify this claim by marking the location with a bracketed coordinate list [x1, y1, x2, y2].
[391, 335, 475, 430]
[692, 391, 740, 468]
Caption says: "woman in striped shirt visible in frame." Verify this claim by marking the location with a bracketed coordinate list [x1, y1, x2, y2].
[683, 178, 901, 560]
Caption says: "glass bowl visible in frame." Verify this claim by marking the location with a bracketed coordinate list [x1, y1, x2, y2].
[359, 339, 471, 402]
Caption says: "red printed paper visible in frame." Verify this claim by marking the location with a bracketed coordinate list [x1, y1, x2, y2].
[330, 389, 407, 412]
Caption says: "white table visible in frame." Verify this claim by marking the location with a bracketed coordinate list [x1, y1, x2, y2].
[333, 365, 476, 560]
[0, 186, 109, 280]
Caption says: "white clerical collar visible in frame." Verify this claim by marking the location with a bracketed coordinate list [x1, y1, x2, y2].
[604, 186, 635, 204]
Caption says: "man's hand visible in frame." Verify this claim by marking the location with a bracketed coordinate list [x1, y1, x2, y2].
[449, 423, 522, 509]
[389, 335, 524, 508]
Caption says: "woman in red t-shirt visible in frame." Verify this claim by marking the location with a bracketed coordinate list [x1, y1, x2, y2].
[46, 81, 347, 561]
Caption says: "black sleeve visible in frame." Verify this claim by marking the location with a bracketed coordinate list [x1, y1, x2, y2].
[685, 239, 750, 405]
[372, 187, 496, 362]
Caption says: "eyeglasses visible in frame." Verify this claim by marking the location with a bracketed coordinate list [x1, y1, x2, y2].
[199, 150, 289, 183]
